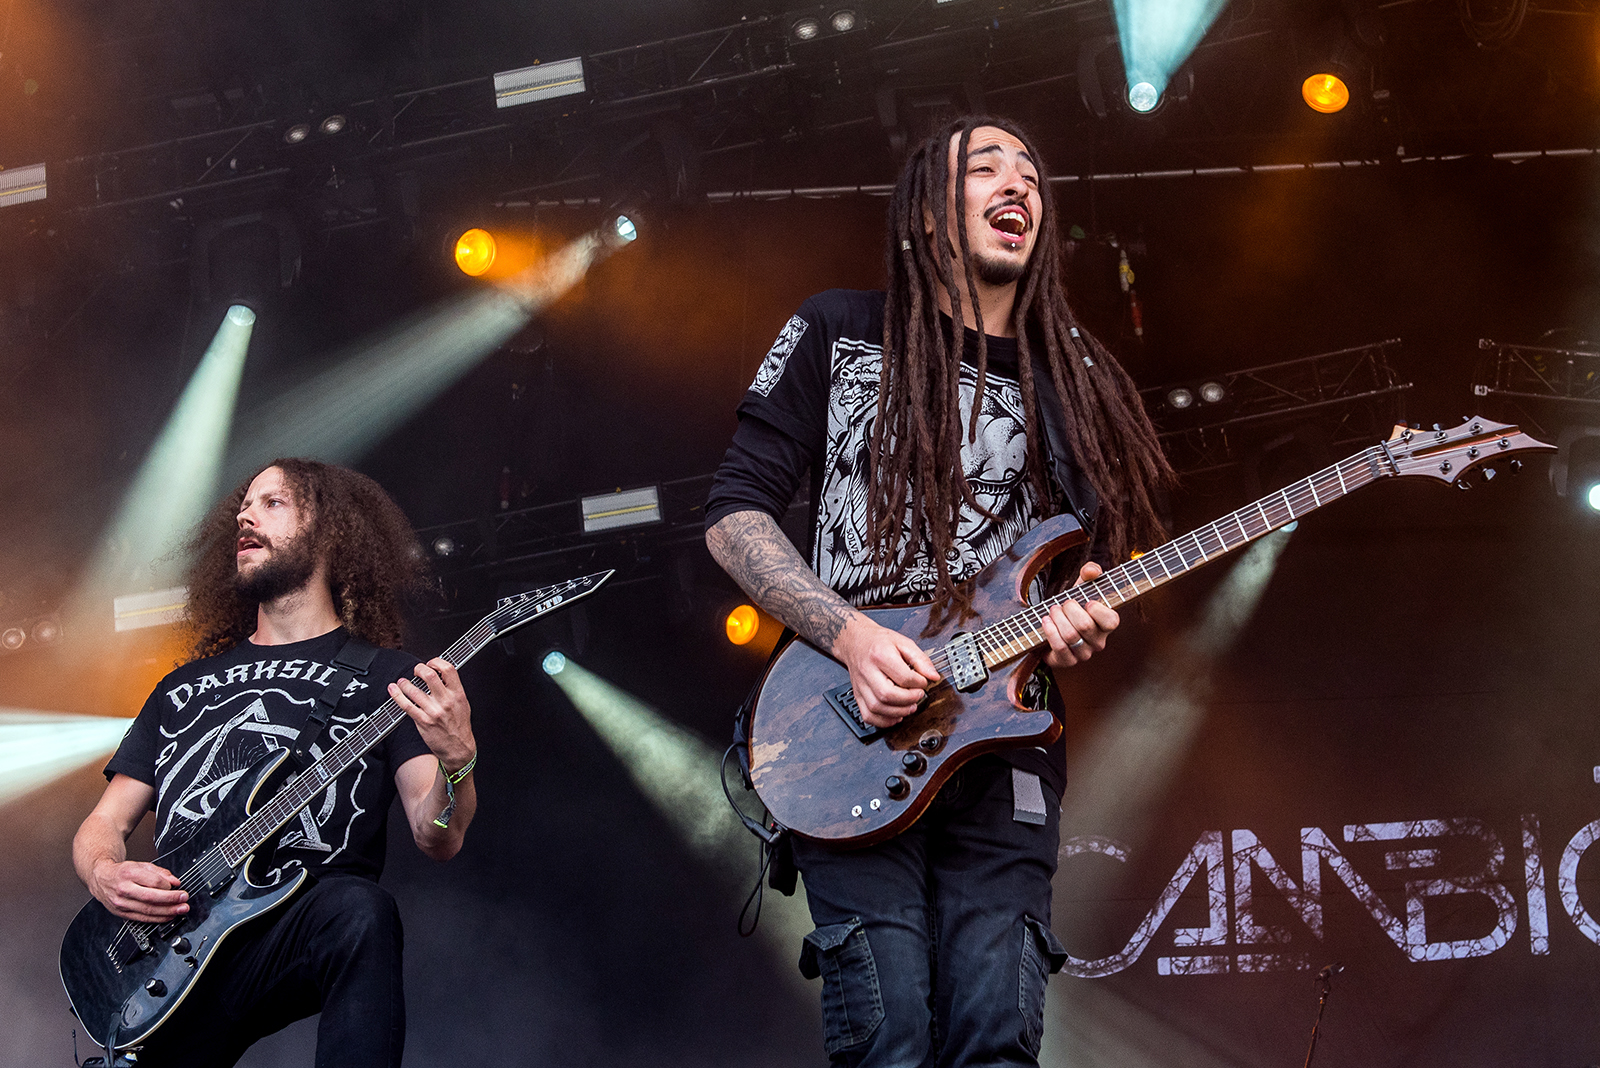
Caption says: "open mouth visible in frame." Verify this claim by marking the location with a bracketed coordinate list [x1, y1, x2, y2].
[989, 206, 1031, 240]
[237, 535, 265, 554]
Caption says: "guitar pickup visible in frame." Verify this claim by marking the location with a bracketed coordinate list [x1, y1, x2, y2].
[944, 632, 988, 692]
[824, 685, 881, 742]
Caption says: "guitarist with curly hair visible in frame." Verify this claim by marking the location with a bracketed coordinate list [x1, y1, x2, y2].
[706, 117, 1173, 1066]
[71, 460, 476, 1067]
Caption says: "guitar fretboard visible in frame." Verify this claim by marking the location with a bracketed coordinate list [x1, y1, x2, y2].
[974, 445, 1388, 667]
[215, 618, 494, 868]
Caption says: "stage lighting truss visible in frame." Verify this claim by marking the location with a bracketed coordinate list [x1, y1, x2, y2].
[1143, 340, 1412, 477]
[1472, 339, 1600, 424]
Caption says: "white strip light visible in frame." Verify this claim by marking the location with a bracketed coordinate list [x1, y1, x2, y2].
[0, 163, 47, 208]
[581, 486, 662, 534]
[494, 57, 586, 108]
[0, 709, 135, 806]
[113, 587, 189, 633]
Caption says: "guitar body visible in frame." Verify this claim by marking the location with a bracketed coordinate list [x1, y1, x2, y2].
[749, 512, 1090, 846]
[60, 748, 308, 1052]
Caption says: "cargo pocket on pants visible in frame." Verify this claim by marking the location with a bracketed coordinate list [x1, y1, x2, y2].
[1018, 915, 1068, 1056]
[799, 917, 885, 1055]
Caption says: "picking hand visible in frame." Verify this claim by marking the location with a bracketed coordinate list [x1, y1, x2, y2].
[90, 859, 188, 923]
[833, 614, 942, 729]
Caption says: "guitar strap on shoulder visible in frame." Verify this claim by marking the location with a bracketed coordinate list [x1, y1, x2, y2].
[288, 637, 380, 770]
[1029, 349, 1099, 537]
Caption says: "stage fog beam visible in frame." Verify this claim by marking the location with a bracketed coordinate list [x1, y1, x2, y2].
[79, 305, 256, 605]
[1044, 527, 1294, 1065]
[0, 709, 134, 806]
[546, 658, 815, 998]
[229, 218, 637, 476]
[1112, 0, 1228, 104]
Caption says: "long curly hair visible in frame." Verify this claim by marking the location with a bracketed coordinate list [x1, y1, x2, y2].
[182, 459, 430, 661]
[871, 115, 1174, 617]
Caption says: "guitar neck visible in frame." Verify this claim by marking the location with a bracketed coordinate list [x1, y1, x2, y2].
[215, 619, 496, 869]
[977, 444, 1390, 667]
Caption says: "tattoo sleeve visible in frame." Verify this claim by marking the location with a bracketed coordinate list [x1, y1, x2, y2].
[705, 510, 857, 654]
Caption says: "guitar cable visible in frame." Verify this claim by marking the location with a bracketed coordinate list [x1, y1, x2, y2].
[720, 743, 795, 937]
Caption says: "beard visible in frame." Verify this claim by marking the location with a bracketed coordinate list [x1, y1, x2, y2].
[972, 247, 1028, 286]
[235, 532, 319, 603]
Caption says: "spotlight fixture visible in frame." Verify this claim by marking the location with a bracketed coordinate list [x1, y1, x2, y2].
[1198, 380, 1227, 405]
[494, 57, 587, 108]
[614, 215, 638, 244]
[581, 485, 662, 534]
[1166, 387, 1195, 410]
[829, 9, 857, 32]
[1550, 425, 1600, 516]
[29, 617, 61, 645]
[431, 536, 458, 558]
[454, 228, 498, 277]
[726, 604, 760, 646]
[318, 114, 348, 136]
[283, 123, 312, 145]
[542, 650, 568, 676]
[1126, 81, 1160, 114]
[791, 15, 822, 40]
[1302, 73, 1350, 114]
[0, 627, 24, 652]
[0, 162, 47, 208]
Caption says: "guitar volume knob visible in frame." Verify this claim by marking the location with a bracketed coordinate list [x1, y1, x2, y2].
[885, 775, 909, 799]
[144, 978, 167, 997]
[170, 936, 191, 954]
[902, 752, 927, 775]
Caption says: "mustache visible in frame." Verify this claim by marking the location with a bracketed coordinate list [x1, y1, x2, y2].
[983, 198, 1032, 222]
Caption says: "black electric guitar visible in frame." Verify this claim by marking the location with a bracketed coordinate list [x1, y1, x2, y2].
[60, 570, 614, 1055]
[748, 417, 1554, 846]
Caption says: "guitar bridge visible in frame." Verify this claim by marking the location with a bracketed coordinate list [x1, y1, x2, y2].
[824, 685, 881, 742]
[944, 632, 988, 693]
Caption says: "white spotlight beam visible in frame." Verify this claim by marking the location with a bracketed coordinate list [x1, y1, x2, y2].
[1112, 0, 1229, 96]
[228, 229, 620, 476]
[0, 709, 134, 807]
[1043, 528, 1294, 1066]
[76, 305, 256, 607]
[547, 659, 816, 999]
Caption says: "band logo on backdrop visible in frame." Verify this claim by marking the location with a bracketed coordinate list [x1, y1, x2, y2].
[1062, 816, 1600, 977]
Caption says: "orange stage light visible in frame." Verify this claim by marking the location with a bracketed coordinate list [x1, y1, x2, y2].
[1302, 73, 1350, 114]
[454, 228, 498, 276]
[725, 604, 760, 645]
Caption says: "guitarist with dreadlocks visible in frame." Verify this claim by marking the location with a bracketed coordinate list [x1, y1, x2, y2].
[706, 117, 1173, 1065]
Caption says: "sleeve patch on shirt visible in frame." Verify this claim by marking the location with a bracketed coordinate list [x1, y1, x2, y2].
[751, 314, 808, 396]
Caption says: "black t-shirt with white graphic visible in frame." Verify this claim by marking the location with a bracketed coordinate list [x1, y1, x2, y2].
[707, 288, 1074, 797]
[106, 629, 432, 883]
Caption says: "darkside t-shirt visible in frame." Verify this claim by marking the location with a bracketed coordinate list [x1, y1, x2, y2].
[706, 288, 1082, 798]
[106, 629, 432, 884]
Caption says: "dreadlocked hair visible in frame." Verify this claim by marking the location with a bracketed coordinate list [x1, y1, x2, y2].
[181, 459, 431, 662]
[872, 115, 1175, 621]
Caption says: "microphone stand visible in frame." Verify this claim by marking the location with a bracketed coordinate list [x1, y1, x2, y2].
[1302, 964, 1341, 1068]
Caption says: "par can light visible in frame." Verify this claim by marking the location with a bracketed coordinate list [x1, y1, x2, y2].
[613, 215, 638, 243]
[1166, 387, 1195, 410]
[319, 114, 348, 136]
[0, 627, 24, 652]
[1127, 81, 1160, 114]
[542, 650, 568, 676]
[1302, 73, 1351, 114]
[1198, 380, 1227, 405]
[283, 123, 312, 145]
[455, 228, 498, 277]
[830, 9, 857, 32]
[791, 16, 822, 40]
[726, 604, 760, 646]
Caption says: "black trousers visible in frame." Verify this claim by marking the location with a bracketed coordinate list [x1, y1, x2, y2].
[791, 756, 1068, 1068]
[134, 876, 405, 1068]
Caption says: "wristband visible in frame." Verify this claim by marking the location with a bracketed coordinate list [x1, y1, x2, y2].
[432, 750, 477, 828]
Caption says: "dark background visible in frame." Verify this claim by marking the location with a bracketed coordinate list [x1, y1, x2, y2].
[4, 0, 1600, 1064]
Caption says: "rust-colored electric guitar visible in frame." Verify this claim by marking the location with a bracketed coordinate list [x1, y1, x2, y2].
[747, 417, 1553, 846]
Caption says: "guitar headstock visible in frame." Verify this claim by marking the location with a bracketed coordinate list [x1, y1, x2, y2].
[484, 569, 616, 639]
[1382, 417, 1555, 487]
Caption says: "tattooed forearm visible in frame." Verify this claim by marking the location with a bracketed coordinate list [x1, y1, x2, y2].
[706, 510, 859, 654]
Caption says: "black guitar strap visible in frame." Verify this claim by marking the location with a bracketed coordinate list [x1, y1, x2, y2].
[288, 637, 379, 770]
[1029, 349, 1099, 537]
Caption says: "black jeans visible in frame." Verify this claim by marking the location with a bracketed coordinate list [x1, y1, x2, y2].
[135, 875, 405, 1068]
[792, 756, 1069, 1068]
